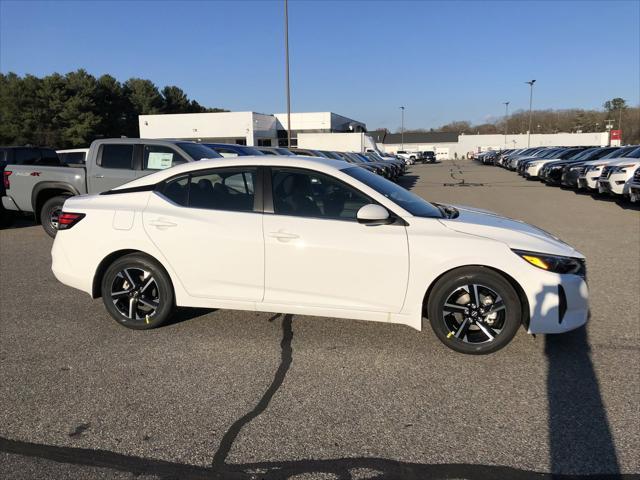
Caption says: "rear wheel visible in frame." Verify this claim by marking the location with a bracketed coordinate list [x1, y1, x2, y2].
[101, 254, 175, 329]
[426, 267, 521, 354]
[40, 195, 69, 238]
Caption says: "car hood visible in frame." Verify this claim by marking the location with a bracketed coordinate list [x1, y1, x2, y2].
[437, 205, 583, 258]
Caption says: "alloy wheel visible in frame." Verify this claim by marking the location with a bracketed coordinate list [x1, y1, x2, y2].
[49, 207, 62, 230]
[111, 268, 160, 323]
[442, 284, 506, 344]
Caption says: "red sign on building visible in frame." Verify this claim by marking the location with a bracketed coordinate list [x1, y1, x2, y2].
[610, 130, 622, 140]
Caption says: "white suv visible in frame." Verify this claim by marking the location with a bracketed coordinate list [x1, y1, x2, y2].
[598, 158, 640, 196]
[578, 146, 640, 191]
[628, 167, 640, 202]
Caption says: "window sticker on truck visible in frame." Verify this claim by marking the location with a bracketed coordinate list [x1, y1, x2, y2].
[147, 152, 174, 170]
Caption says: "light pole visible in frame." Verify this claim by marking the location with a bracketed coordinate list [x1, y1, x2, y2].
[400, 106, 405, 150]
[284, 0, 292, 147]
[503, 101, 510, 148]
[526, 79, 536, 147]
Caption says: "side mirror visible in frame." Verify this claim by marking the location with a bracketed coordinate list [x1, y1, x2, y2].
[356, 204, 391, 226]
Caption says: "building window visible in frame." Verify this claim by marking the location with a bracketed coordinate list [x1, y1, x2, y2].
[257, 139, 272, 147]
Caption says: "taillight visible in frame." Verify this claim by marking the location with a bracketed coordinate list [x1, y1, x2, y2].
[3, 171, 12, 189]
[57, 212, 85, 230]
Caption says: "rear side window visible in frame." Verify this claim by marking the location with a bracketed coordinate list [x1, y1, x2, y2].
[143, 145, 187, 170]
[13, 148, 40, 165]
[99, 144, 134, 169]
[161, 168, 256, 212]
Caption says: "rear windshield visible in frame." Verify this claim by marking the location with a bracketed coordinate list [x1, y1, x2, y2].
[177, 143, 221, 160]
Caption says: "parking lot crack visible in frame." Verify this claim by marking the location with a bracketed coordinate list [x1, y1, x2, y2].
[211, 313, 293, 468]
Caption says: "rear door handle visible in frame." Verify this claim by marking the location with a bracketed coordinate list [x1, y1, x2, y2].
[148, 218, 177, 229]
[268, 231, 299, 241]
[94, 175, 104, 178]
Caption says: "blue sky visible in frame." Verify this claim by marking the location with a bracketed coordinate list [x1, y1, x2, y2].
[1, 0, 638, 131]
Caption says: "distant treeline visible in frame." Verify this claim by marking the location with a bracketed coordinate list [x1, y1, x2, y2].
[0, 69, 227, 148]
[400, 98, 640, 145]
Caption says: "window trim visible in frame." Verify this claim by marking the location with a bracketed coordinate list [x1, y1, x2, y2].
[156, 166, 261, 213]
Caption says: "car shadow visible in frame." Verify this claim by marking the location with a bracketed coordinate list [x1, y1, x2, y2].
[0, 215, 37, 230]
[397, 175, 419, 191]
[163, 307, 218, 327]
[0, 311, 629, 479]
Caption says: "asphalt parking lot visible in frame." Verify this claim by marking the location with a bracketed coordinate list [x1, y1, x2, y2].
[1, 160, 638, 480]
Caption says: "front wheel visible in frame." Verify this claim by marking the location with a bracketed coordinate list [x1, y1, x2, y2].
[426, 267, 521, 354]
[101, 254, 175, 330]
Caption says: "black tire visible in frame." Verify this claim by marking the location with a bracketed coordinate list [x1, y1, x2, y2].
[101, 253, 175, 330]
[40, 195, 69, 238]
[426, 267, 521, 354]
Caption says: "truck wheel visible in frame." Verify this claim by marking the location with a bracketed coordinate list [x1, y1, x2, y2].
[41, 195, 69, 238]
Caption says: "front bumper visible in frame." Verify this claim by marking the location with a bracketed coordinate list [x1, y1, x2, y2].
[526, 272, 589, 334]
[629, 184, 640, 202]
[598, 174, 627, 195]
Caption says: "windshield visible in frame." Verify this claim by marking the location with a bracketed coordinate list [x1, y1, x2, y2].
[568, 148, 598, 161]
[601, 146, 631, 159]
[177, 143, 222, 160]
[539, 148, 563, 159]
[240, 146, 265, 156]
[343, 166, 442, 218]
[624, 147, 640, 158]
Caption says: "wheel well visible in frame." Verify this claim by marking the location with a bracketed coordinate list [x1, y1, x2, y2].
[422, 265, 530, 329]
[92, 250, 173, 299]
[35, 189, 73, 221]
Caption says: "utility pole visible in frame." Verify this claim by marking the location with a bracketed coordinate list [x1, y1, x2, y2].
[284, 0, 292, 147]
[526, 80, 536, 147]
[503, 101, 510, 149]
[400, 106, 405, 150]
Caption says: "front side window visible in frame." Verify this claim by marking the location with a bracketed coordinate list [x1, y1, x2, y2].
[143, 145, 187, 170]
[271, 169, 370, 220]
[343, 166, 442, 218]
[100, 144, 134, 169]
[162, 168, 256, 212]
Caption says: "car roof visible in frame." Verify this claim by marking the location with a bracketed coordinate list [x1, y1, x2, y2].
[113, 155, 349, 190]
[91, 138, 198, 146]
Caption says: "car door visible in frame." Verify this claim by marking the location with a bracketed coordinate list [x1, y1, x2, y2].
[143, 167, 264, 301]
[262, 167, 409, 313]
[89, 143, 138, 192]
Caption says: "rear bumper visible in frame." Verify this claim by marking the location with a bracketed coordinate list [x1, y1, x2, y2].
[51, 234, 93, 295]
[2, 196, 21, 212]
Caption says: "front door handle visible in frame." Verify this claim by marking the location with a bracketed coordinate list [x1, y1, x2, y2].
[268, 231, 299, 241]
[148, 218, 177, 229]
[94, 175, 105, 178]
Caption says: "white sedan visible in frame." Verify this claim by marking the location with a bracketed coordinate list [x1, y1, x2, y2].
[51, 156, 589, 354]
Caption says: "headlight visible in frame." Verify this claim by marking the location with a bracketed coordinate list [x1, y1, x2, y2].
[512, 249, 586, 278]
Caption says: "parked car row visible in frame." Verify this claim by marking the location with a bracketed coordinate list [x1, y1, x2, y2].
[1, 140, 410, 235]
[475, 145, 640, 202]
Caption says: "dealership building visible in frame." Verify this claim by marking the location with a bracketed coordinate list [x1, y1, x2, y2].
[139, 111, 366, 147]
[371, 130, 612, 159]
[139, 111, 613, 159]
